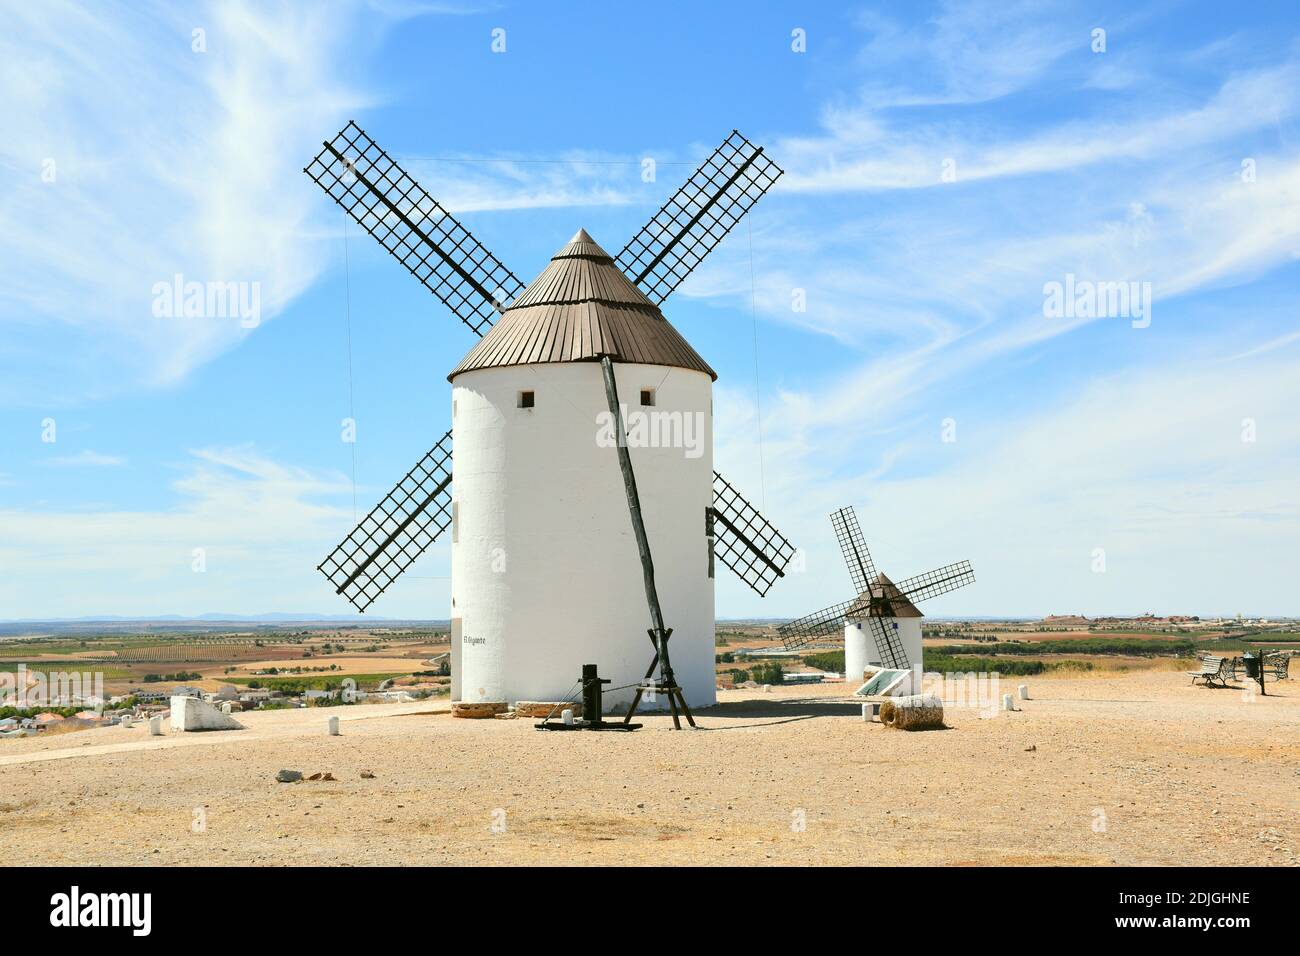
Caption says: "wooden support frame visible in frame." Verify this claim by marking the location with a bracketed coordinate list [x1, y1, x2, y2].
[598, 355, 695, 730]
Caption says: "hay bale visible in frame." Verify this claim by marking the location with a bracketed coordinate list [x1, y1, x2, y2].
[451, 700, 507, 719]
[513, 700, 583, 719]
[879, 693, 944, 731]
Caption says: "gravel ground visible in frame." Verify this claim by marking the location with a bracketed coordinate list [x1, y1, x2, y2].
[1, 670, 1296, 866]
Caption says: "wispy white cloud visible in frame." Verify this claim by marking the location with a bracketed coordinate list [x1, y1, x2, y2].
[400, 154, 644, 215]
[43, 450, 125, 467]
[850, 1, 1081, 108]
[1222, 328, 1300, 363]
[0, 446, 375, 617]
[716, 348, 1300, 617]
[777, 57, 1300, 192]
[700, 158, 1300, 575]
[687, 150, 1300, 401]
[0, 0, 415, 404]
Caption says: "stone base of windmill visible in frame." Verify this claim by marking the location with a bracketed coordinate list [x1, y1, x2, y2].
[451, 700, 508, 719]
[879, 694, 944, 731]
[512, 700, 583, 719]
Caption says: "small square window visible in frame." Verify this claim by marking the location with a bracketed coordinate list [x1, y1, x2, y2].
[640, 388, 655, 407]
[518, 390, 534, 409]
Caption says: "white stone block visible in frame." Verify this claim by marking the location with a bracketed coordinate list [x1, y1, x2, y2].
[1001, 693, 1016, 712]
[328, 716, 339, 736]
[148, 716, 164, 736]
[1018, 684, 1030, 700]
[170, 696, 245, 732]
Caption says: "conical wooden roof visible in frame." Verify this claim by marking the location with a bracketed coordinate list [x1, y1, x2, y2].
[846, 573, 924, 619]
[448, 229, 716, 381]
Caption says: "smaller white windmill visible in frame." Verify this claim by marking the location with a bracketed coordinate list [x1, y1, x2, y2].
[777, 507, 974, 691]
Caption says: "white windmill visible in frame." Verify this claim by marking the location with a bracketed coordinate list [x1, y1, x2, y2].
[306, 123, 796, 722]
[777, 507, 974, 693]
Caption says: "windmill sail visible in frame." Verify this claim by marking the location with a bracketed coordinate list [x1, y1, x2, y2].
[776, 598, 857, 650]
[317, 431, 454, 613]
[616, 130, 783, 305]
[830, 506, 876, 595]
[896, 560, 975, 604]
[304, 121, 525, 336]
[867, 613, 911, 670]
[710, 471, 796, 597]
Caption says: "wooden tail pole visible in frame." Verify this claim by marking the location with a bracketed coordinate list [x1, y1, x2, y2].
[598, 355, 669, 658]
[598, 355, 694, 729]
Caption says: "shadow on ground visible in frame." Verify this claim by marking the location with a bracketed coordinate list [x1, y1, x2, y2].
[692, 695, 865, 726]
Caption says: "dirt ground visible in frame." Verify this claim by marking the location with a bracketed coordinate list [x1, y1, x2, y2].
[1, 669, 1296, 866]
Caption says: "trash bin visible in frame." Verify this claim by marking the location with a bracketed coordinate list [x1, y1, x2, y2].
[1242, 652, 1261, 680]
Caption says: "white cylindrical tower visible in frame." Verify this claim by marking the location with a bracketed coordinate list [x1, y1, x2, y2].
[843, 616, 923, 683]
[447, 230, 718, 712]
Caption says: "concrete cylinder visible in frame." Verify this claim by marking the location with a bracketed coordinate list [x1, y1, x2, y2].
[1018, 684, 1030, 700]
[327, 716, 340, 736]
[119, 715, 133, 728]
[148, 716, 163, 736]
[562, 708, 575, 726]
[1002, 693, 1015, 712]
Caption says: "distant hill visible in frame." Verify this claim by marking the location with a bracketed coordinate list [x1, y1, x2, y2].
[0, 615, 450, 637]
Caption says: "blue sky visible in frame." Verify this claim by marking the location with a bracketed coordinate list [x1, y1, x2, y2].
[1, 0, 1298, 620]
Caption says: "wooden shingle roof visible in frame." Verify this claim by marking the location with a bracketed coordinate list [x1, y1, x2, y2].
[448, 230, 716, 381]
[846, 573, 924, 619]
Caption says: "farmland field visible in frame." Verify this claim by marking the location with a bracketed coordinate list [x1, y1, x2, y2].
[0, 626, 451, 697]
[111, 643, 295, 662]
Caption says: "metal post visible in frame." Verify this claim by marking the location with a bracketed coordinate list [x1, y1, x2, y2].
[582, 663, 604, 722]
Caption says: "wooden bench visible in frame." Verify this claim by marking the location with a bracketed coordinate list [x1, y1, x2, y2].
[1266, 653, 1291, 681]
[1189, 653, 1229, 687]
